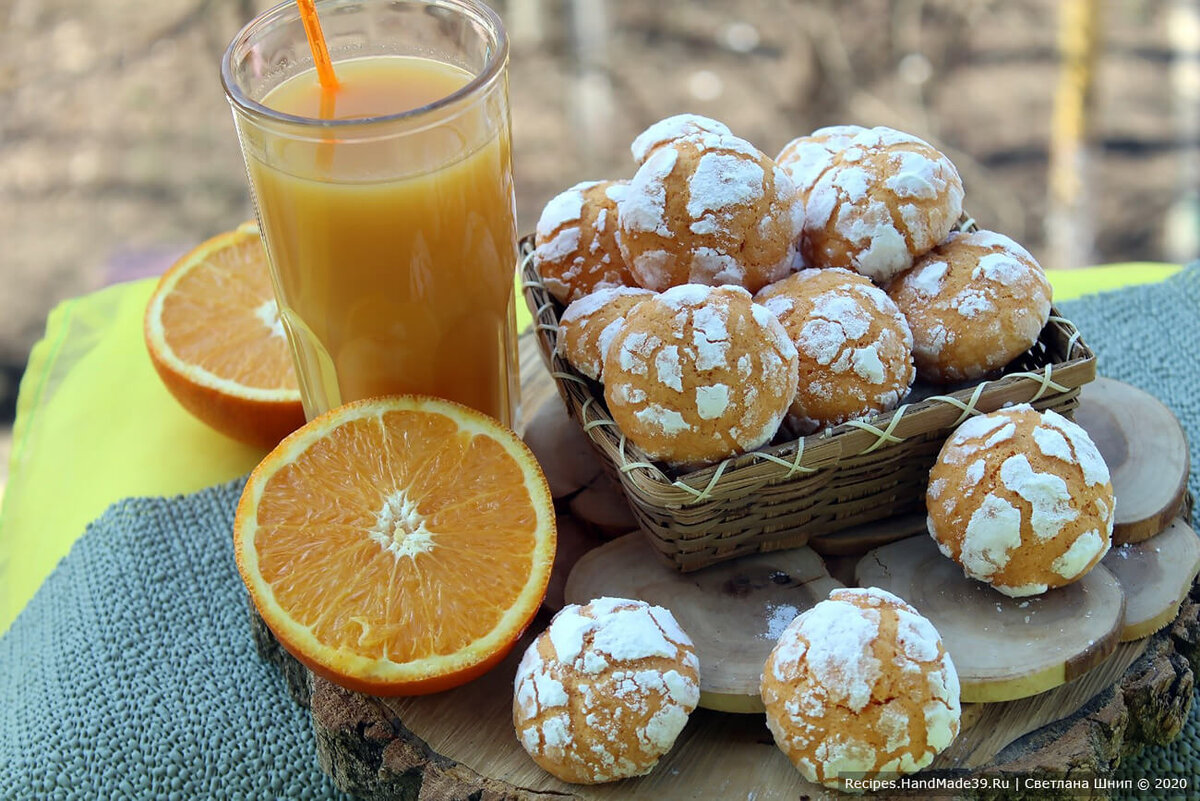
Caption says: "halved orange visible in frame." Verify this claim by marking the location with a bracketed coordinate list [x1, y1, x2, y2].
[234, 395, 557, 696]
[144, 221, 305, 449]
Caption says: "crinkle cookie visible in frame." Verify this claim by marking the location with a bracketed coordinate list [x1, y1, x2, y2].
[888, 229, 1053, 384]
[603, 284, 799, 467]
[534, 180, 638, 304]
[616, 131, 803, 294]
[512, 597, 700, 784]
[630, 113, 733, 165]
[757, 268, 914, 434]
[801, 126, 964, 284]
[926, 405, 1115, 597]
[556, 286, 656, 381]
[761, 587, 961, 790]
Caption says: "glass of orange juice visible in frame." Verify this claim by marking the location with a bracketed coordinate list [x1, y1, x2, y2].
[221, 0, 519, 426]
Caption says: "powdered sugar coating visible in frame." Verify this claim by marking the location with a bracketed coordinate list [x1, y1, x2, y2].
[535, 180, 639, 304]
[1032, 424, 1073, 463]
[536, 182, 592, 240]
[1052, 529, 1106, 579]
[999, 453, 1079, 541]
[1039, 409, 1112, 488]
[630, 113, 733, 165]
[695, 383, 731, 419]
[687, 152, 765, 219]
[776, 125, 868, 199]
[513, 597, 700, 784]
[538, 227, 582, 266]
[604, 284, 799, 466]
[757, 268, 914, 434]
[800, 126, 963, 283]
[962, 493, 1023, 578]
[557, 286, 656, 381]
[689, 247, 745, 285]
[761, 587, 960, 790]
[927, 405, 1115, 597]
[623, 149, 678, 238]
[950, 413, 1009, 448]
[617, 132, 803, 293]
[889, 229, 1052, 384]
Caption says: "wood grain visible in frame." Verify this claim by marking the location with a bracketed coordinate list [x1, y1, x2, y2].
[543, 515, 605, 613]
[516, 332, 560, 437]
[856, 535, 1125, 703]
[565, 533, 843, 713]
[253, 568, 1200, 800]
[249, 344, 1200, 799]
[1104, 517, 1200, 641]
[808, 512, 928, 556]
[1074, 377, 1190, 545]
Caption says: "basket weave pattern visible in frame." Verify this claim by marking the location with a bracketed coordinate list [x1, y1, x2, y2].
[522, 236, 1097, 571]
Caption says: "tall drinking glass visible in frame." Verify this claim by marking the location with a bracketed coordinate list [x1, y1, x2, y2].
[222, 0, 519, 426]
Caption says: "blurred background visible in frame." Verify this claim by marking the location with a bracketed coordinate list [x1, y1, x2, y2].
[1, 0, 1198, 494]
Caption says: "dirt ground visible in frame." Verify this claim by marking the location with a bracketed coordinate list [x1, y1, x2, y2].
[1, 0, 1197, 421]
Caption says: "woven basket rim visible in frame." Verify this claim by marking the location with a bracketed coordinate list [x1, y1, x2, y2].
[521, 235, 1096, 511]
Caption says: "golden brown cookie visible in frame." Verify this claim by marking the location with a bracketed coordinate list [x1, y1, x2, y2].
[534, 180, 637, 304]
[512, 597, 701, 784]
[761, 587, 961, 790]
[757, 268, 914, 434]
[926, 405, 1115, 597]
[630, 113, 733, 165]
[616, 131, 803, 293]
[603, 284, 799, 467]
[801, 126, 964, 283]
[556, 286, 656, 381]
[888, 229, 1053, 384]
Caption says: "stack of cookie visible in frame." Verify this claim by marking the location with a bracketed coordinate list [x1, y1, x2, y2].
[535, 114, 1053, 466]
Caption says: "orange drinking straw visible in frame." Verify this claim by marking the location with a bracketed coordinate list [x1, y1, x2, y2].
[297, 0, 337, 171]
[297, 0, 339, 93]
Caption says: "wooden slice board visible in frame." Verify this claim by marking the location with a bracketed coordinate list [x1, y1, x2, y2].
[252, 342, 1200, 799]
[522, 391, 603, 500]
[253, 569, 1200, 800]
[1074, 377, 1190, 544]
[543, 515, 607, 613]
[564, 534, 843, 713]
[808, 512, 928, 556]
[855, 535, 1125, 703]
[1104, 517, 1200, 640]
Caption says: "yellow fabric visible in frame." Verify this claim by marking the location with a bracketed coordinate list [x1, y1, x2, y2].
[0, 274, 535, 633]
[0, 279, 268, 633]
[0, 262, 1176, 633]
[1044, 262, 1182, 301]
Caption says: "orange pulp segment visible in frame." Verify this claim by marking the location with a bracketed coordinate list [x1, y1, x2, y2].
[144, 221, 304, 449]
[234, 395, 556, 696]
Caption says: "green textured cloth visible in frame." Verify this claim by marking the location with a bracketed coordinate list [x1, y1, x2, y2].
[1058, 265, 1200, 799]
[0, 480, 348, 800]
[1, 265, 1198, 799]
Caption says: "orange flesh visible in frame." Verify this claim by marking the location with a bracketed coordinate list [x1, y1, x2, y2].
[253, 409, 539, 662]
[159, 237, 296, 391]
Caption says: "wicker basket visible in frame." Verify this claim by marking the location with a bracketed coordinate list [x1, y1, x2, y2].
[521, 235, 1097, 572]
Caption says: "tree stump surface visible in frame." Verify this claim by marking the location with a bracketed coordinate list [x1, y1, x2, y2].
[250, 565, 1200, 801]
[248, 356, 1199, 799]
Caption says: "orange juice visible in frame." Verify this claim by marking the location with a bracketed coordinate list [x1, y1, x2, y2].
[244, 55, 518, 423]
